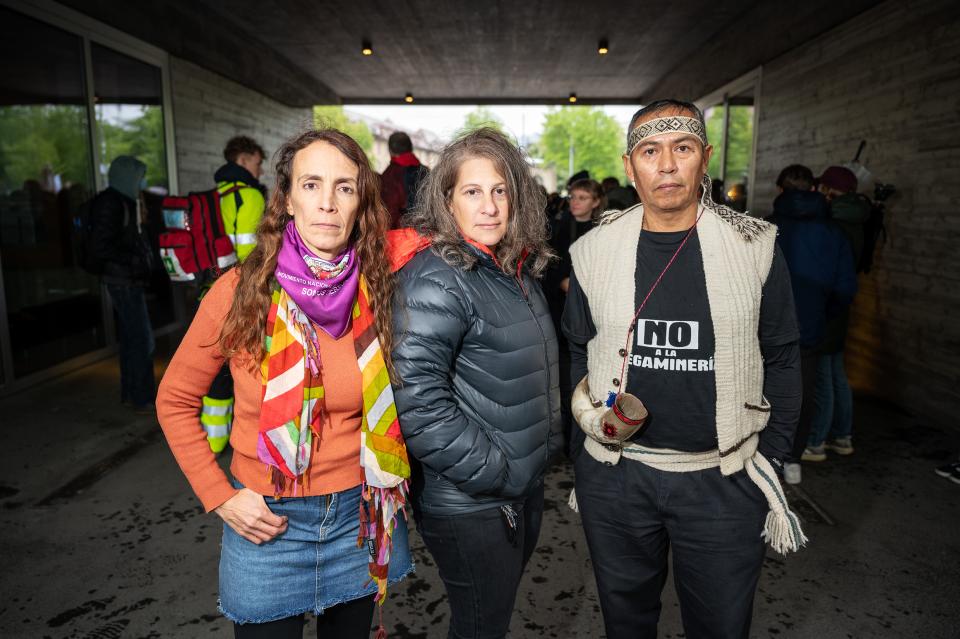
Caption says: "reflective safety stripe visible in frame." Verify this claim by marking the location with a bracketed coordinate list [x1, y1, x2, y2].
[218, 253, 238, 268]
[201, 403, 233, 417]
[203, 423, 231, 439]
[201, 411, 231, 426]
[202, 396, 233, 447]
[234, 233, 257, 246]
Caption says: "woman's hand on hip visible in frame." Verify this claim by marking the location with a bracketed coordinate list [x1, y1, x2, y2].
[214, 488, 288, 544]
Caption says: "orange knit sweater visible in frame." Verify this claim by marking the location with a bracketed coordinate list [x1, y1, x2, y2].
[156, 269, 363, 512]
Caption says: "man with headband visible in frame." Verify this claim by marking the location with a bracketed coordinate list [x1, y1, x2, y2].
[562, 99, 806, 638]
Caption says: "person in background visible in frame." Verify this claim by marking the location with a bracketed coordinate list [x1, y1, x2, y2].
[544, 178, 606, 456]
[809, 165, 872, 458]
[380, 131, 429, 228]
[602, 176, 638, 211]
[767, 164, 857, 484]
[203, 135, 269, 454]
[216, 135, 267, 262]
[390, 127, 560, 638]
[156, 128, 412, 638]
[90, 155, 156, 413]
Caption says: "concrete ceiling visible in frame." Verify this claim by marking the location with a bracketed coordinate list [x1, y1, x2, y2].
[60, 0, 882, 107]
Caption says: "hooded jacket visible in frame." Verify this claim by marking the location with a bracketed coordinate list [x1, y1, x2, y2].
[214, 162, 266, 263]
[388, 230, 561, 516]
[768, 190, 857, 348]
[91, 156, 153, 285]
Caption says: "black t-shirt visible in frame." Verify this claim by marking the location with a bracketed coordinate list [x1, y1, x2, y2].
[563, 227, 798, 453]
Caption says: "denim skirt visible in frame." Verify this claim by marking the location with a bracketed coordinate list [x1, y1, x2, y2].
[218, 482, 414, 624]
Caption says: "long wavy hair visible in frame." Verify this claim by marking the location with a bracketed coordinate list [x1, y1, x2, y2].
[405, 127, 554, 277]
[219, 129, 395, 376]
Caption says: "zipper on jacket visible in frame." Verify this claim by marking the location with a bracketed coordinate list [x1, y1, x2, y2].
[516, 271, 554, 469]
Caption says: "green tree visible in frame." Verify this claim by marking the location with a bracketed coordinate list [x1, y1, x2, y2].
[704, 105, 753, 183]
[97, 105, 168, 188]
[313, 106, 374, 156]
[455, 106, 515, 143]
[530, 107, 625, 187]
[0, 105, 93, 193]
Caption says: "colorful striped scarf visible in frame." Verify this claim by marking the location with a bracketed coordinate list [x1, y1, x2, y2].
[258, 276, 410, 603]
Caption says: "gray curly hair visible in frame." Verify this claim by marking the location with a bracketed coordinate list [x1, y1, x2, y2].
[404, 127, 554, 277]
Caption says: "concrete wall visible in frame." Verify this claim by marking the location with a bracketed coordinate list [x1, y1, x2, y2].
[753, 0, 960, 426]
[168, 57, 312, 193]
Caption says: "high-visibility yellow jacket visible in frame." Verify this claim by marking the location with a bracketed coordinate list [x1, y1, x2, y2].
[217, 180, 264, 263]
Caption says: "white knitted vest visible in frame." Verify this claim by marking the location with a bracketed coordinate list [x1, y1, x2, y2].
[569, 200, 777, 476]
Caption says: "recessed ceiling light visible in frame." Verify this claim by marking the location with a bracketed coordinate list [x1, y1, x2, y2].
[404, 93, 414, 103]
[598, 39, 609, 55]
[361, 40, 373, 56]
[568, 93, 578, 104]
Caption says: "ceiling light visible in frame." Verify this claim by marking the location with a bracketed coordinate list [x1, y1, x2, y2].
[404, 93, 414, 103]
[598, 39, 609, 55]
[568, 93, 577, 104]
[361, 40, 373, 56]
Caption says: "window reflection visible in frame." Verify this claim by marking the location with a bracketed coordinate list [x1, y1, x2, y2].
[703, 92, 755, 213]
[91, 43, 174, 330]
[0, 7, 103, 377]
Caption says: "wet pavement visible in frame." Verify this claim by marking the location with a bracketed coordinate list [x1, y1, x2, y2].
[1, 358, 958, 638]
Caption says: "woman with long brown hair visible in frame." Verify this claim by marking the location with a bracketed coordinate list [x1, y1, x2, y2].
[388, 127, 561, 638]
[157, 129, 412, 638]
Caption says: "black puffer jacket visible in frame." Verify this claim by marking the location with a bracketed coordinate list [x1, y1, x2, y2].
[391, 245, 561, 516]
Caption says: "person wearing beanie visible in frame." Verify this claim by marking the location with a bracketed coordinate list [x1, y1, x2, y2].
[90, 155, 156, 412]
[562, 99, 806, 639]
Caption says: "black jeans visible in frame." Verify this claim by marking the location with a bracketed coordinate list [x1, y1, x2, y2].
[417, 484, 545, 639]
[106, 284, 155, 407]
[232, 595, 375, 638]
[791, 347, 821, 461]
[575, 453, 767, 639]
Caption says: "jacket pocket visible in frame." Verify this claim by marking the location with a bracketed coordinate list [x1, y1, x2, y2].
[743, 395, 772, 433]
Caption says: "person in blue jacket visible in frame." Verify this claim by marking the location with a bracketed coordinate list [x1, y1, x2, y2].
[767, 164, 857, 484]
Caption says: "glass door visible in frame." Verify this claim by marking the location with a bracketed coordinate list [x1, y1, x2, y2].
[0, 7, 103, 378]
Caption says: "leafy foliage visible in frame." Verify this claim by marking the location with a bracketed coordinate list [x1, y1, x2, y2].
[456, 107, 515, 143]
[528, 107, 626, 188]
[313, 106, 374, 156]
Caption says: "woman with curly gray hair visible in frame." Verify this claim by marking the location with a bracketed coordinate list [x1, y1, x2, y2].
[388, 127, 561, 638]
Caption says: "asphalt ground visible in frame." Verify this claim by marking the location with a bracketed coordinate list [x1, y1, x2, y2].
[1, 358, 958, 638]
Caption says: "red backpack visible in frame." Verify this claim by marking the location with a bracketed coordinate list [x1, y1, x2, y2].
[158, 186, 239, 283]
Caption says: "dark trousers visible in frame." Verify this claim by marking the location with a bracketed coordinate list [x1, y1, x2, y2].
[416, 485, 544, 639]
[232, 595, 374, 638]
[575, 453, 767, 639]
[207, 362, 234, 400]
[791, 347, 820, 461]
[106, 284, 155, 407]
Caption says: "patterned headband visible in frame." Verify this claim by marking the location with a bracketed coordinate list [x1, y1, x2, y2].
[626, 116, 708, 155]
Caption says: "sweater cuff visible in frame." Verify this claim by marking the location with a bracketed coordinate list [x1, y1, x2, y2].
[198, 476, 241, 513]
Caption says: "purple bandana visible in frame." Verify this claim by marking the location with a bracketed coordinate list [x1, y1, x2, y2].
[275, 223, 359, 338]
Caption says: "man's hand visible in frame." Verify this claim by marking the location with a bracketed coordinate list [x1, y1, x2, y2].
[214, 488, 288, 545]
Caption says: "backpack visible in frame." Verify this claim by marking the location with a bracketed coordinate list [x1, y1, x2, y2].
[860, 182, 894, 274]
[158, 186, 240, 283]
